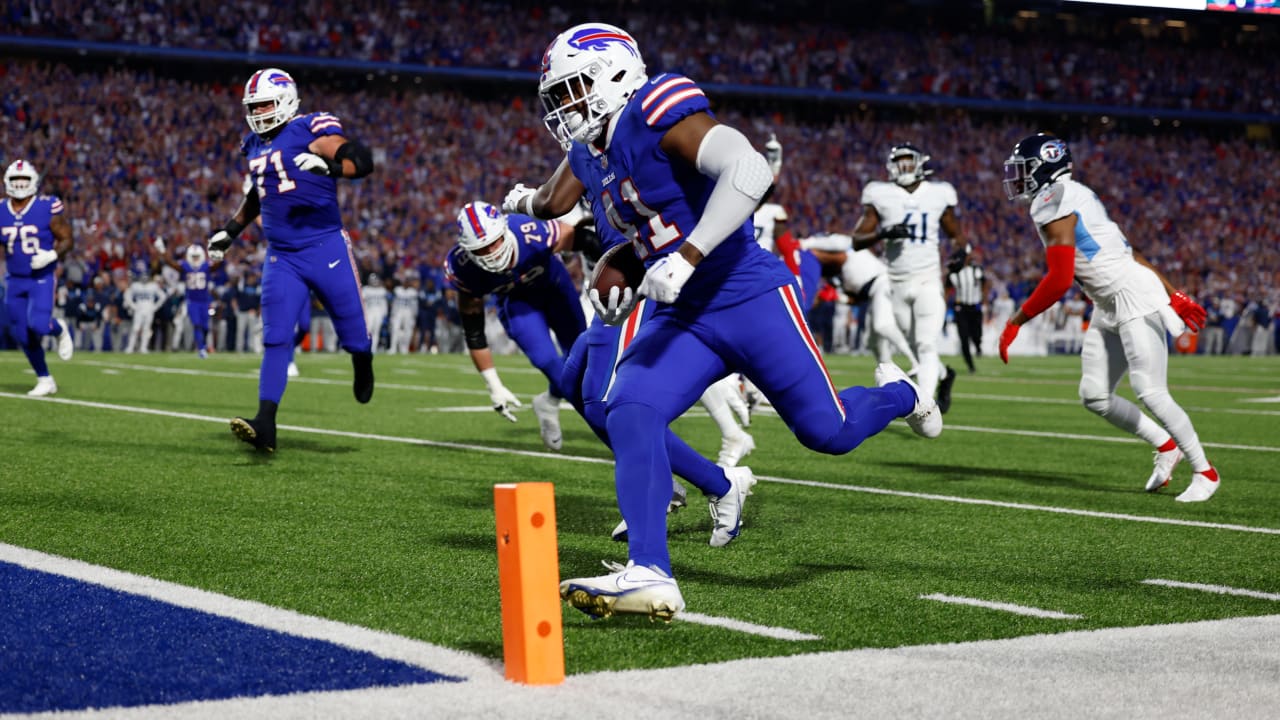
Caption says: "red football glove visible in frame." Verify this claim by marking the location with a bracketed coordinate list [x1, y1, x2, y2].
[999, 322, 1020, 364]
[1169, 291, 1206, 332]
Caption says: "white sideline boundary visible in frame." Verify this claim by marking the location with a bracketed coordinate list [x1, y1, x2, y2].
[3, 392, 1278, 537]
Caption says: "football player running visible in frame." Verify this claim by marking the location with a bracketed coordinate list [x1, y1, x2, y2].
[999, 133, 1218, 502]
[851, 144, 960, 413]
[2, 159, 75, 396]
[510, 23, 941, 621]
[209, 68, 376, 452]
[446, 200, 590, 451]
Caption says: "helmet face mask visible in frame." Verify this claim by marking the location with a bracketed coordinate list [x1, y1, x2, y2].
[886, 145, 931, 187]
[456, 201, 516, 273]
[1003, 134, 1071, 203]
[243, 68, 300, 136]
[539, 24, 647, 151]
[4, 160, 39, 200]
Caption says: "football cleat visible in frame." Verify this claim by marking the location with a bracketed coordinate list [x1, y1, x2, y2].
[936, 365, 957, 414]
[612, 479, 688, 542]
[560, 560, 685, 622]
[532, 391, 563, 451]
[1145, 446, 1183, 492]
[709, 466, 756, 547]
[287, 361, 300, 378]
[352, 352, 374, 403]
[56, 321, 74, 361]
[875, 362, 942, 439]
[717, 431, 755, 468]
[1176, 470, 1219, 503]
[27, 376, 57, 397]
[197, 348, 208, 359]
[230, 416, 276, 453]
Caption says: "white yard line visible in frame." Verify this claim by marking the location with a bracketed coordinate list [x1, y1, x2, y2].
[944, 423, 1280, 453]
[1141, 579, 1280, 602]
[953, 392, 1280, 417]
[678, 612, 821, 641]
[919, 593, 1083, 620]
[5, 392, 1279, 537]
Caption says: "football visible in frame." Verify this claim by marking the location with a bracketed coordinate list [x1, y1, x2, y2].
[589, 242, 646, 298]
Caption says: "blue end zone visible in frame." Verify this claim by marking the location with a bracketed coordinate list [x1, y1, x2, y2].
[0, 562, 462, 713]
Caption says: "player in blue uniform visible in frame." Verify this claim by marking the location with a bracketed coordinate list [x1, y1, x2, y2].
[509, 24, 943, 620]
[154, 239, 212, 357]
[446, 200, 588, 450]
[207, 68, 376, 452]
[2, 159, 75, 396]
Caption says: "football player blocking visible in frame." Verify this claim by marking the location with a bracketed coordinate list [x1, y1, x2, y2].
[209, 69, 377, 452]
[999, 133, 1219, 503]
[2, 159, 76, 396]
[510, 23, 942, 622]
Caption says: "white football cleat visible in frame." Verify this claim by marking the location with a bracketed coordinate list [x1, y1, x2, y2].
[532, 391, 563, 451]
[56, 321, 74, 361]
[717, 431, 755, 468]
[709, 466, 756, 547]
[287, 362, 300, 378]
[1176, 471, 1219, 503]
[611, 479, 688, 542]
[27, 376, 58, 397]
[560, 560, 684, 621]
[1145, 446, 1182, 492]
[875, 362, 942, 439]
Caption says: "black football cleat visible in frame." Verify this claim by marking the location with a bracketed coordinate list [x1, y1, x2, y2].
[352, 351, 374, 404]
[231, 416, 276, 453]
[937, 365, 957, 415]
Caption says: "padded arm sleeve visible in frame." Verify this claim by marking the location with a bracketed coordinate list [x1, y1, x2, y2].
[335, 141, 375, 179]
[683, 125, 774, 257]
[1019, 245, 1076, 320]
[460, 307, 487, 350]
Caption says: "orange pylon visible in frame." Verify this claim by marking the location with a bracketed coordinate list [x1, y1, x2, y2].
[493, 482, 564, 684]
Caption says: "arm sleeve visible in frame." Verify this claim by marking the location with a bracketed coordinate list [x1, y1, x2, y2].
[1019, 245, 1076, 319]
[683, 124, 774, 257]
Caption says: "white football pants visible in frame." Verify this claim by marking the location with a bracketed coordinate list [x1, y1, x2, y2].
[891, 272, 946, 398]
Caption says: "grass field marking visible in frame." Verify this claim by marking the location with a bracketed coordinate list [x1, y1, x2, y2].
[677, 612, 822, 641]
[0, 542, 502, 683]
[1240, 396, 1280, 404]
[759, 475, 1280, 536]
[946, 423, 1280, 453]
[958, 375, 1274, 394]
[952, 392, 1280, 417]
[1141, 579, 1280, 602]
[6, 392, 1279, 538]
[919, 593, 1084, 620]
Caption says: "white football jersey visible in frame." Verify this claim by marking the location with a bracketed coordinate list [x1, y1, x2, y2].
[362, 285, 389, 314]
[392, 286, 418, 314]
[861, 179, 957, 279]
[752, 202, 788, 254]
[1029, 177, 1166, 327]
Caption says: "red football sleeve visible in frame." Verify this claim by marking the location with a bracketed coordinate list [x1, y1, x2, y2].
[1019, 244, 1076, 320]
[774, 230, 802, 275]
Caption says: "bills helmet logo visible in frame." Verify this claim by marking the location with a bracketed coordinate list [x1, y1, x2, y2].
[1039, 139, 1067, 163]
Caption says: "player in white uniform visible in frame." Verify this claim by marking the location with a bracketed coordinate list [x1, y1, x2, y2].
[123, 274, 166, 353]
[361, 274, 389, 352]
[852, 144, 959, 412]
[804, 233, 919, 370]
[999, 133, 1219, 502]
[389, 272, 419, 354]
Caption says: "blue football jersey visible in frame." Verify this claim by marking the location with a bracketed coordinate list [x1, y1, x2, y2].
[567, 74, 792, 311]
[181, 260, 211, 304]
[444, 213, 565, 297]
[1, 195, 62, 278]
[241, 112, 347, 249]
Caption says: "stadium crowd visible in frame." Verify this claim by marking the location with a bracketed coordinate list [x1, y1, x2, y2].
[1, 57, 1276, 356]
[4, 0, 1278, 116]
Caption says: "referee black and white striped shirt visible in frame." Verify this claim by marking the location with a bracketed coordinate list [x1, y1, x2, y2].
[949, 263, 985, 307]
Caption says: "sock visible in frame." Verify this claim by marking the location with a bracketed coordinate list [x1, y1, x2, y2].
[256, 399, 279, 425]
[606, 402, 673, 576]
[22, 329, 49, 377]
[1200, 467, 1219, 482]
[1157, 438, 1177, 453]
[259, 343, 292, 404]
[668, 432, 730, 497]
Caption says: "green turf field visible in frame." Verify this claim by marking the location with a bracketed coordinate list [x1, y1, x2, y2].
[1, 350, 1276, 674]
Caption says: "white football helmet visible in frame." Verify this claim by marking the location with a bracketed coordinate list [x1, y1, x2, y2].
[456, 201, 515, 273]
[4, 159, 39, 199]
[186, 244, 207, 267]
[886, 144, 932, 187]
[538, 23, 648, 151]
[243, 68, 300, 135]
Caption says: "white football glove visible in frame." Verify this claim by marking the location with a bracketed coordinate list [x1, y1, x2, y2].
[207, 230, 232, 261]
[489, 385, 522, 423]
[293, 152, 332, 176]
[765, 132, 783, 177]
[589, 285, 638, 326]
[30, 248, 59, 270]
[637, 252, 696, 304]
[153, 236, 166, 254]
[502, 183, 536, 215]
